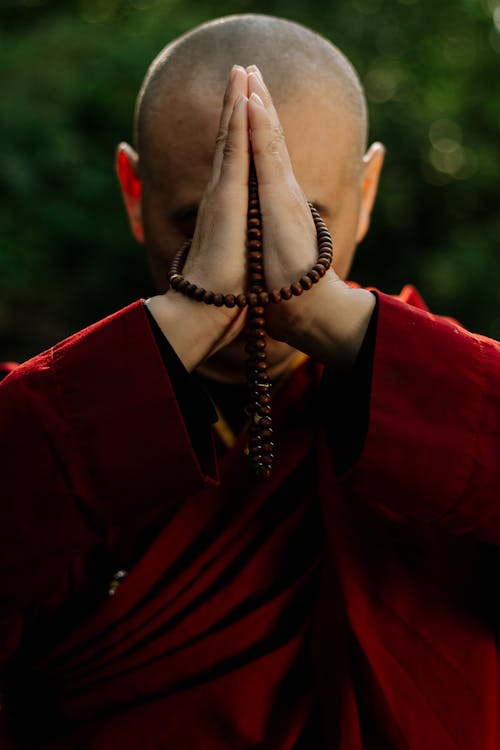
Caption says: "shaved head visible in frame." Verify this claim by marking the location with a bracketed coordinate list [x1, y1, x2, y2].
[134, 14, 368, 178]
[117, 11, 384, 349]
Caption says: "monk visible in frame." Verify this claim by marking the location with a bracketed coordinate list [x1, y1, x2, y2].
[1, 13, 499, 750]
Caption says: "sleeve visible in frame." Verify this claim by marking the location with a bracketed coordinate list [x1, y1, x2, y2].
[142, 302, 218, 468]
[0, 364, 18, 383]
[0, 301, 219, 727]
[331, 286, 500, 545]
[321, 297, 377, 473]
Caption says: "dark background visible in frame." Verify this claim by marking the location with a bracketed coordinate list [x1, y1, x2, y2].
[2, 0, 500, 362]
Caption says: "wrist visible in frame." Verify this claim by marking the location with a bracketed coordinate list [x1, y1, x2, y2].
[280, 275, 376, 371]
[146, 292, 236, 373]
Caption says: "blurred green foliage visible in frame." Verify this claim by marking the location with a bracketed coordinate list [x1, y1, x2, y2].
[1, 0, 500, 361]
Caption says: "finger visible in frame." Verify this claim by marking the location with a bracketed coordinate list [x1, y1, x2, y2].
[211, 65, 248, 184]
[218, 94, 250, 187]
[247, 66, 294, 185]
[247, 65, 280, 120]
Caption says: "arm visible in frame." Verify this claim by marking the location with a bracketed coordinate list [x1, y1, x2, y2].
[0, 301, 219, 744]
[246, 69, 500, 544]
[332, 287, 500, 545]
[0, 301, 218, 561]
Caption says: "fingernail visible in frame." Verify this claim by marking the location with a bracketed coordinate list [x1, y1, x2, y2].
[250, 92, 264, 107]
[235, 94, 247, 108]
[247, 64, 262, 77]
[230, 64, 245, 78]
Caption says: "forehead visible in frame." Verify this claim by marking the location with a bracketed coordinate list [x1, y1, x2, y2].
[142, 87, 357, 213]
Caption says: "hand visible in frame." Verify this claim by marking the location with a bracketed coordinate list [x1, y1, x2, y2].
[147, 65, 250, 371]
[247, 66, 375, 369]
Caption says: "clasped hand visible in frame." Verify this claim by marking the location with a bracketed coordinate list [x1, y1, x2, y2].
[148, 65, 375, 374]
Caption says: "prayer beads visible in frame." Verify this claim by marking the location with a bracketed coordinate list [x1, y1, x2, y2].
[168, 161, 333, 479]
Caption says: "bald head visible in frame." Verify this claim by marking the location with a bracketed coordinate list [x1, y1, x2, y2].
[134, 14, 368, 177]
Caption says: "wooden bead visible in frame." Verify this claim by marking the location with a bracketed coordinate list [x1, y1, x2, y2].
[170, 276, 182, 290]
[270, 290, 282, 303]
[313, 264, 327, 277]
[224, 294, 236, 307]
[248, 363, 264, 375]
[255, 464, 271, 479]
[193, 287, 206, 301]
[249, 317, 266, 328]
[290, 282, 303, 296]
[203, 290, 215, 304]
[300, 275, 313, 290]
[248, 439, 263, 450]
[178, 279, 190, 292]
[257, 405, 272, 417]
[236, 294, 247, 308]
[249, 328, 265, 339]
[213, 293, 224, 307]
[185, 283, 197, 297]
[258, 291, 270, 305]
[248, 251, 263, 262]
[307, 270, 321, 283]
[247, 293, 258, 306]
[247, 240, 262, 251]
[253, 306, 265, 316]
[249, 262, 263, 273]
[280, 287, 293, 300]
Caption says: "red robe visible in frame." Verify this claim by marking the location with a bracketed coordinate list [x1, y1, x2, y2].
[0, 286, 499, 748]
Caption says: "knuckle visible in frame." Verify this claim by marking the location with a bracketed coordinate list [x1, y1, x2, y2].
[222, 138, 238, 160]
[267, 125, 286, 156]
[215, 128, 228, 148]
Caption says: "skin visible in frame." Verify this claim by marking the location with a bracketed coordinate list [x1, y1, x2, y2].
[116, 65, 385, 382]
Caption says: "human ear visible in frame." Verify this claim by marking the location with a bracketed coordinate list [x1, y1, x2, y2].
[355, 142, 385, 244]
[115, 142, 144, 244]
